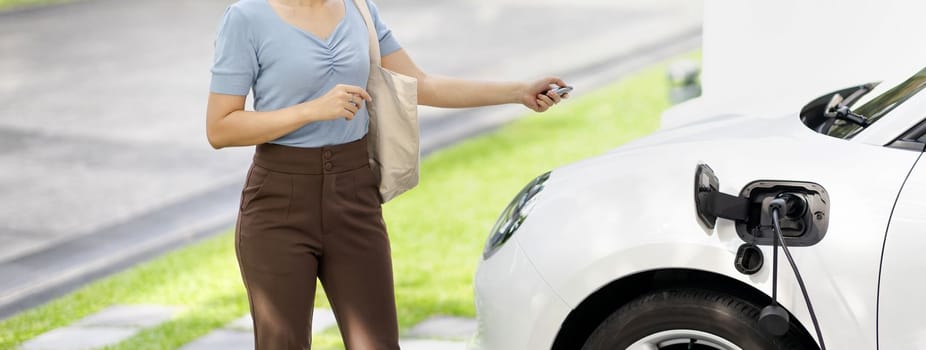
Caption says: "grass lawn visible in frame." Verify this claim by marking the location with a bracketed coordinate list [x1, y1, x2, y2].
[0, 54, 692, 349]
[0, 0, 68, 11]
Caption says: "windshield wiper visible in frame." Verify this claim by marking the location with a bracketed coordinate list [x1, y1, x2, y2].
[825, 93, 871, 127]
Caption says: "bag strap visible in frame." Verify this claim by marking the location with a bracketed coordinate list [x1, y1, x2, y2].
[351, 0, 381, 68]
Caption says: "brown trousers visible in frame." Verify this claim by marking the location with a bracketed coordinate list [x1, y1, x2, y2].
[235, 136, 399, 350]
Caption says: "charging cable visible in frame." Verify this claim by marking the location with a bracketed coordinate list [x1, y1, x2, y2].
[766, 197, 826, 350]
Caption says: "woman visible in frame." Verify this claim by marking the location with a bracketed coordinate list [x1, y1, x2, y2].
[205, 0, 568, 348]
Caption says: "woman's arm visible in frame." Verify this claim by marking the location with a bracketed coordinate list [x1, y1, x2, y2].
[205, 85, 372, 149]
[382, 49, 568, 112]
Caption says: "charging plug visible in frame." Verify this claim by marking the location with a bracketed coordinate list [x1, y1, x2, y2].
[769, 197, 788, 216]
[761, 196, 826, 349]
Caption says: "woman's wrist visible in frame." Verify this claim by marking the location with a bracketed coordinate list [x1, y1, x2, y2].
[510, 82, 529, 104]
[294, 100, 320, 124]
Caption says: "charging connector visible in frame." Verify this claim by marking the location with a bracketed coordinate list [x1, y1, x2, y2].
[761, 196, 827, 349]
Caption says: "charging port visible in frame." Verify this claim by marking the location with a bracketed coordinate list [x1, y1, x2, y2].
[736, 181, 830, 247]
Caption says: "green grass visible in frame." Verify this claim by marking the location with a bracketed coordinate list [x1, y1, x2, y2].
[0, 0, 68, 11]
[0, 54, 691, 350]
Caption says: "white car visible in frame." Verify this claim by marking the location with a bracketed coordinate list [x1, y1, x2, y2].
[472, 67, 926, 350]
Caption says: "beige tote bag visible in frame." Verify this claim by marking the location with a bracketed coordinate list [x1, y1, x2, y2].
[352, 0, 420, 203]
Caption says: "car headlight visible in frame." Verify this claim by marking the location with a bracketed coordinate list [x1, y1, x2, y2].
[483, 171, 551, 260]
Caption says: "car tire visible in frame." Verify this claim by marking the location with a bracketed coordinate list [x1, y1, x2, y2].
[581, 288, 815, 350]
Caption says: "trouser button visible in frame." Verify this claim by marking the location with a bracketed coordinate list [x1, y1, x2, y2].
[324, 162, 333, 171]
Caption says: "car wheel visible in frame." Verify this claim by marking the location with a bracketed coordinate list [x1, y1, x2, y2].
[581, 289, 814, 350]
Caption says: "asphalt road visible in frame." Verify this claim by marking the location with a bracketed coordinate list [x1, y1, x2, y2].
[0, 0, 701, 318]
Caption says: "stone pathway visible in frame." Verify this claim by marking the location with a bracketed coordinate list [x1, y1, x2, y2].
[180, 309, 339, 350]
[19, 305, 475, 350]
[20, 305, 178, 350]
[401, 315, 475, 350]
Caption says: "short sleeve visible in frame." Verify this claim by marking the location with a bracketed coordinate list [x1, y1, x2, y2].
[210, 5, 259, 96]
[366, 0, 402, 56]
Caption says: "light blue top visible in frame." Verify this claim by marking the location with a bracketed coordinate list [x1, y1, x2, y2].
[210, 0, 402, 148]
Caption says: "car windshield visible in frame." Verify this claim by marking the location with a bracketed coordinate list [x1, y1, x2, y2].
[827, 67, 926, 139]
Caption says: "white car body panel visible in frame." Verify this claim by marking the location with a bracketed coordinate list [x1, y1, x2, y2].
[476, 103, 925, 349]
[878, 156, 926, 348]
[472, 239, 570, 350]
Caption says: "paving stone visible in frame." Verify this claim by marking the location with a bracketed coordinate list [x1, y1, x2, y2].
[310, 308, 337, 334]
[179, 329, 253, 350]
[225, 308, 337, 334]
[399, 339, 468, 350]
[405, 316, 477, 340]
[20, 305, 179, 350]
[73, 304, 177, 328]
[185, 308, 339, 349]
[183, 328, 466, 350]
[226, 315, 253, 331]
[19, 327, 138, 350]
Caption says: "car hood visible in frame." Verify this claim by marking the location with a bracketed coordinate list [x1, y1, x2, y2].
[536, 110, 819, 196]
[522, 110, 837, 246]
[612, 111, 799, 154]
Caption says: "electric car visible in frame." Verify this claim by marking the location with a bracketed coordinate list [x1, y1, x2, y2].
[472, 66, 926, 350]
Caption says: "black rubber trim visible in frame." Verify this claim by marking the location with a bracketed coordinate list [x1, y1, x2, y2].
[887, 118, 926, 152]
[887, 140, 926, 152]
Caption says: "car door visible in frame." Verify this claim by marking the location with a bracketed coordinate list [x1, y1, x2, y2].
[877, 128, 926, 349]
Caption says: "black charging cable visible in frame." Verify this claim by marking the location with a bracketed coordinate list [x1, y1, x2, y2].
[766, 197, 826, 350]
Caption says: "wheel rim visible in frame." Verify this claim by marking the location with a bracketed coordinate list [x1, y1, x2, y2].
[626, 329, 743, 350]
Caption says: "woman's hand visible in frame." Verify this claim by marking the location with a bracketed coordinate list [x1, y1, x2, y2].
[519, 77, 570, 113]
[303, 84, 373, 122]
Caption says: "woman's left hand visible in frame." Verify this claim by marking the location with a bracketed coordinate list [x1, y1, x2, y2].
[520, 77, 571, 113]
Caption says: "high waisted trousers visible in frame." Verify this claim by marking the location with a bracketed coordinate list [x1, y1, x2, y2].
[235, 135, 399, 350]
